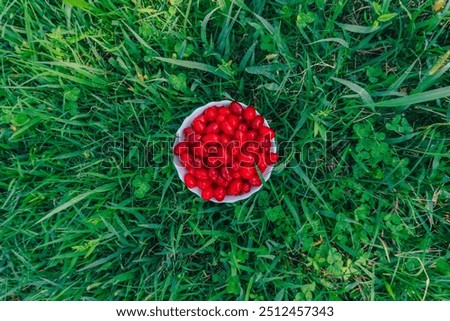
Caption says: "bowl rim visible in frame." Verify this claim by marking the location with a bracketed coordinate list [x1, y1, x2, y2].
[173, 100, 276, 203]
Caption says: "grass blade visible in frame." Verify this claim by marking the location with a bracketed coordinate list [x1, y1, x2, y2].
[309, 37, 349, 48]
[35, 183, 117, 224]
[201, 7, 220, 45]
[254, 13, 275, 35]
[388, 58, 419, 91]
[374, 86, 450, 107]
[154, 57, 231, 80]
[332, 77, 374, 106]
[337, 22, 380, 33]
[245, 63, 296, 80]
[292, 165, 327, 208]
[414, 62, 450, 94]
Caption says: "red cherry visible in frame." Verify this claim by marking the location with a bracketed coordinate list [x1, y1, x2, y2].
[207, 157, 222, 168]
[204, 107, 217, 121]
[251, 115, 264, 129]
[258, 135, 272, 151]
[237, 123, 247, 132]
[192, 119, 206, 134]
[185, 164, 195, 174]
[208, 168, 220, 181]
[234, 129, 245, 144]
[195, 115, 206, 123]
[216, 114, 226, 123]
[242, 182, 251, 194]
[206, 122, 220, 134]
[202, 133, 220, 144]
[227, 179, 243, 195]
[184, 173, 196, 188]
[220, 120, 234, 136]
[244, 142, 259, 154]
[201, 186, 214, 200]
[192, 142, 206, 157]
[219, 135, 230, 148]
[214, 187, 226, 201]
[174, 142, 189, 155]
[220, 167, 232, 182]
[217, 107, 230, 115]
[215, 145, 227, 160]
[227, 141, 240, 157]
[192, 155, 202, 168]
[259, 126, 275, 140]
[194, 168, 209, 180]
[243, 106, 256, 121]
[179, 152, 193, 166]
[228, 115, 239, 129]
[183, 127, 194, 138]
[204, 144, 218, 155]
[248, 176, 262, 186]
[229, 101, 243, 115]
[231, 161, 240, 172]
[256, 134, 265, 142]
[239, 152, 254, 165]
[187, 132, 202, 144]
[246, 130, 258, 141]
[214, 176, 228, 187]
[239, 166, 256, 180]
[240, 146, 260, 165]
[217, 146, 232, 166]
[231, 170, 241, 179]
[197, 179, 210, 190]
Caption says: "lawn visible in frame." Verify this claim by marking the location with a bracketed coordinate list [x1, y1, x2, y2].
[0, 0, 449, 301]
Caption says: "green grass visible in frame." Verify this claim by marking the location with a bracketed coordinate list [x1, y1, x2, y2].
[1, 0, 449, 301]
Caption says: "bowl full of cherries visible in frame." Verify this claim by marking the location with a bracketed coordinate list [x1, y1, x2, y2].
[173, 100, 278, 203]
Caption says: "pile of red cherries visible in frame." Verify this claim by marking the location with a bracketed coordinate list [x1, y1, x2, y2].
[174, 101, 278, 201]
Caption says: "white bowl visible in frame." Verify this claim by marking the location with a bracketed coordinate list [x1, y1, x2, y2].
[173, 100, 277, 203]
